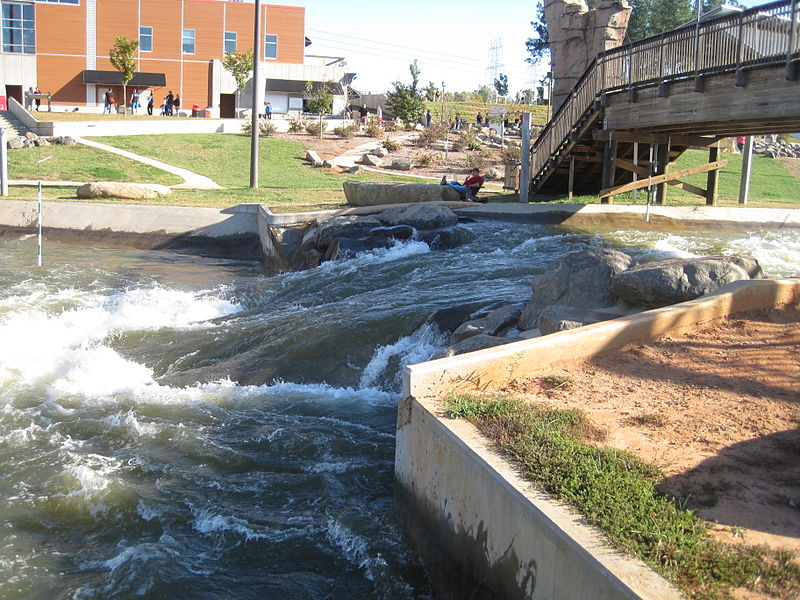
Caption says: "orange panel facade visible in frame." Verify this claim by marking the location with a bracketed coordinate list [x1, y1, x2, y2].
[17, 0, 307, 108]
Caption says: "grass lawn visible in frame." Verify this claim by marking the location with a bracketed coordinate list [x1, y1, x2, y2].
[7, 143, 182, 186]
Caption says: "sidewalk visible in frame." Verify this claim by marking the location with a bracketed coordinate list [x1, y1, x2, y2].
[74, 137, 222, 189]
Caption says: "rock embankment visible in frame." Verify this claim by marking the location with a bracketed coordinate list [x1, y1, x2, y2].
[753, 138, 800, 158]
[429, 248, 763, 358]
[6, 132, 77, 149]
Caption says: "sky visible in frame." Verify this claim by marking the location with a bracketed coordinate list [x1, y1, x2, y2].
[275, 0, 545, 95]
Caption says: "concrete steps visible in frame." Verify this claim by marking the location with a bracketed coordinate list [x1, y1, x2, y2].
[0, 111, 27, 138]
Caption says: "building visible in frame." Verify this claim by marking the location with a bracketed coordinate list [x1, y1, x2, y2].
[0, 0, 352, 117]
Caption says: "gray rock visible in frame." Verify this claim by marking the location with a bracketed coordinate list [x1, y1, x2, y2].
[343, 181, 460, 206]
[305, 150, 323, 166]
[484, 167, 502, 180]
[24, 132, 38, 141]
[452, 303, 522, 343]
[368, 225, 414, 240]
[610, 257, 752, 308]
[518, 247, 633, 330]
[58, 136, 77, 146]
[347, 165, 364, 174]
[378, 203, 458, 230]
[76, 182, 172, 199]
[728, 255, 764, 279]
[536, 305, 625, 335]
[424, 302, 488, 334]
[417, 226, 477, 250]
[324, 237, 392, 261]
[361, 154, 383, 167]
[7, 137, 24, 149]
[390, 158, 412, 170]
[374, 147, 389, 157]
[315, 215, 383, 248]
[33, 138, 50, 147]
[435, 333, 510, 359]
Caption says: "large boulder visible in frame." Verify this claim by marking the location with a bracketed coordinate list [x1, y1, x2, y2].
[305, 150, 323, 166]
[434, 333, 511, 359]
[314, 215, 383, 249]
[7, 137, 24, 150]
[361, 154, 383, 167]
[610, 257, 753, 308]
[424, 302, 490, 334]
[343, 181, 461, 206]
[518, 247, 632, 330]
[378, 203, 458, 230]
[417, 226, 477, 250]
[76, 182, 172, 199]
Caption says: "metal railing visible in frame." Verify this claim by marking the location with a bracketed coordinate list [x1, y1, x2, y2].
[530, 0, 799, 187]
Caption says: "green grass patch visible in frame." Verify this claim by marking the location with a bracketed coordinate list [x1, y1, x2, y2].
[443, 393, 800, 600]
[6, 144, 182, 185]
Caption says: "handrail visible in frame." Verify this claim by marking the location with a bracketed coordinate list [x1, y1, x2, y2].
[530, 0, 799, 188]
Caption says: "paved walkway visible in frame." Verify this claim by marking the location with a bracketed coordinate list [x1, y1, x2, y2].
[75, 137, 222, 189]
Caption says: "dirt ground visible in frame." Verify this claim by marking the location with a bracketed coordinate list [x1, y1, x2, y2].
[778, 157, 800, 180]
[502, 307, 800, 556]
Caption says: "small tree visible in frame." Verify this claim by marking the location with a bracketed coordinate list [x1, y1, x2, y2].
[109, 35, 138, 115]
[222, 49, 254, 115]
[494, 73, 509, 100]
[386, 61, 424, 125]
[305, 80, 334, 139]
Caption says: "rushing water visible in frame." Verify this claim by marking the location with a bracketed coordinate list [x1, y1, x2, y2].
[1, 223, 798, 599]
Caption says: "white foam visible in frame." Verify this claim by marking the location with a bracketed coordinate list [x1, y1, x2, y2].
[316, 239, 431, 274]
[359, 323, 449, 390]
[325, 517, 388, 582]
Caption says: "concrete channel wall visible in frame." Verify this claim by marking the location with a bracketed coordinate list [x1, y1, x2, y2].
[396, 278, 800, 600]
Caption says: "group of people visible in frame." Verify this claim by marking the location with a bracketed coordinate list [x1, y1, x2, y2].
[100, 89, 180, 116]
[24, 87, 43, 111]
[159, 91, 180, 116]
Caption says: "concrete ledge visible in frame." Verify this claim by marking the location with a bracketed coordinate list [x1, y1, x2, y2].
[396, 396, 682, 600]
[397, 278, 800, 599]
[404, 278, 800, 399]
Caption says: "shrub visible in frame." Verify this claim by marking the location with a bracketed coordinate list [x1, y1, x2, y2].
[381, 139, 400, 152]
[305, 120, 327, 136]
[288, 117, 307, 133]
[241, 120, 277, 137]
[500, 145, 520, 163]
[415, 152, 441, 167]
[383, 120, 398, 132]
[364, 121, 384, 138]
[333, 125, 357, 139]
[413, 122, 447, 148]
[464, 152, 489, 172]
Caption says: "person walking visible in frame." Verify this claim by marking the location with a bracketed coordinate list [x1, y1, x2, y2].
[130, 89, 140, 113]
[173, 94, 181, 116]
[165, 91, 174, 116]
[264, 101, 272, 119]
[146, 92, 154, 116]
[34, 88, 41, 111]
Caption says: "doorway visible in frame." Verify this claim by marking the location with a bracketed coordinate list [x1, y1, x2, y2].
[219, 94, 235, 118]
[6, 85, 22, 105]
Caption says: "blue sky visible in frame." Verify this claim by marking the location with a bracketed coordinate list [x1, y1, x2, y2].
[278, 0, 769, 95]
[278, 0, 543, 95]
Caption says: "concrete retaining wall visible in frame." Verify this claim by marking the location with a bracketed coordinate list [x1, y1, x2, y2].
[396, 278, 800, 600]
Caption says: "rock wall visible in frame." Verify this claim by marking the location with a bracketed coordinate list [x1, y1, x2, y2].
[545, 0, 632, 112]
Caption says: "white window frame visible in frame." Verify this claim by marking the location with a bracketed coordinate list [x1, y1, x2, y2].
[139, 25, 152, 52]
[224, 30, 236, 55]
[264, 33, 277, 59]
[182, 28, 195, 54]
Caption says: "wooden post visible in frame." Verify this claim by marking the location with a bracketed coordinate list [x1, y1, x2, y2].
[654, 142, 670, 205]
[568, 156, 575, 201]
[601, 137, 617, 204]
[632, 141, 639, 204]
[706, 145, 720, 205]
[738, 135, 754, 205]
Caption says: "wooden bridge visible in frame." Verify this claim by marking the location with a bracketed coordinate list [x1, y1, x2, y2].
[528, 0, 800, 204]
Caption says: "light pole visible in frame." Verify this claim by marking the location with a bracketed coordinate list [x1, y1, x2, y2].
[249, 0, 261, 189]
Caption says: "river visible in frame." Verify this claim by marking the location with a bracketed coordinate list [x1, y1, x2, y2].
[1, 222, 798, 599]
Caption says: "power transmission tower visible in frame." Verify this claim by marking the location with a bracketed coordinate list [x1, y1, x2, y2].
[487, 38, 503, 100]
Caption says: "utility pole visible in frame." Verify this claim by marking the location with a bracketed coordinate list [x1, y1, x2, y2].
[487, 39, 503, 102]
[249, 0, 261, 189]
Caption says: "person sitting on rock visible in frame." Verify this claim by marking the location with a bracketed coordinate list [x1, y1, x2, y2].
[441, 168, 485, 201]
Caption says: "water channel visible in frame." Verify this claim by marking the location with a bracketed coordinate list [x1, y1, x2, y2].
[1, 221, 798, 599]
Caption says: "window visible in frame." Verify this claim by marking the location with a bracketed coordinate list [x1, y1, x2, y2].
[224, 30, 236, 55]
[264, 33, 277, 59]
[139, 25, 152, 52]
[2, 2, 35, 53]
[182, 28, 194, 54]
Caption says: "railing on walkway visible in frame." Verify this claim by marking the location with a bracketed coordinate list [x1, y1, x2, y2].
[530, 0, 799, 188]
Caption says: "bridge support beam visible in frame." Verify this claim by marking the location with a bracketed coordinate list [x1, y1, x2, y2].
[601, 139, 617, 204]
[738, 135, 754, 205]
[654, 143, 670, 205]
[706, 146, 720, 206]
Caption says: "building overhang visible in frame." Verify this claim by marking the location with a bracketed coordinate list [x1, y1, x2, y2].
[265, 79, 345, 95]
[82, 70, 167, 87]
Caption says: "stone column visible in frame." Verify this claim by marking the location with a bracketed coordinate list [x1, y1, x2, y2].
[545, 0, 632, 113]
